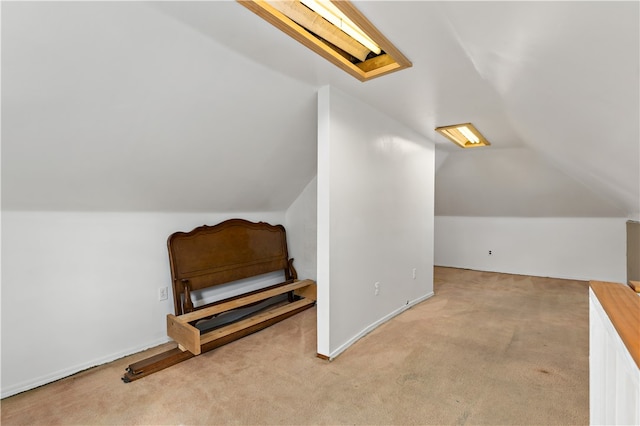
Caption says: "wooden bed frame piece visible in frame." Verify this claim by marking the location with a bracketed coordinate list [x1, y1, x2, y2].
[167, 279, 315, 355]
[122, 219, 316, 382]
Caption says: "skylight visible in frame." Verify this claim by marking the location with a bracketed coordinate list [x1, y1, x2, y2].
[238, 0, 412, 81]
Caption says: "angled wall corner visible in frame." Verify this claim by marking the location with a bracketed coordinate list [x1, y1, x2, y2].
[316, 86, 435, 359]
[317, 85, 332, 357]
[285, 176, 318, 282]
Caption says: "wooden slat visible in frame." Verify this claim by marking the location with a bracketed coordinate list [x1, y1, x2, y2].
[294, 282, 317, 301]
[331, 0, 412, 69]
[167, 314, 201, 355]
[266, 0, 370, 61]
[200, 298, 315, 346]
[629, 280, 640, 293]
[590, 280, 640, 369]
[122, 347, 193, 382]
[175, 279, 315, 323]
[356, 54, 396, 73]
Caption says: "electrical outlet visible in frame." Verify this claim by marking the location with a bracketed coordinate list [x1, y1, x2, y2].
[412, 268, 417, 279]
[374, 281, 380, 296]
[489, 250, 492, 255]
[158, 286, 168, 301]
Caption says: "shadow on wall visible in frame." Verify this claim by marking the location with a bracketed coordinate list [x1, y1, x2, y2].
[628, 221, 640, 283]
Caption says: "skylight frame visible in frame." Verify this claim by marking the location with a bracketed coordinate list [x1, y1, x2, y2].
[435, 123, 491, 149]
[237, 0, 412, 82]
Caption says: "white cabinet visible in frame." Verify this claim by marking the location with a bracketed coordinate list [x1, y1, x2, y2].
[589, 283, 640, 425]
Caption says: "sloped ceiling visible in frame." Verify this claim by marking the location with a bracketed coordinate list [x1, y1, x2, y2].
[2, 2, 318, 212]
[2, 1, 638, 217]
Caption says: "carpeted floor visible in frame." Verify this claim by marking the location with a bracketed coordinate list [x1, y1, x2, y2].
[1, 267, 589, 425]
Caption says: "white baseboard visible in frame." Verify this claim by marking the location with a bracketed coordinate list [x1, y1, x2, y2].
[1, 337, 171, 399]
[434, 263, 599, 282]
[328, 291, 434, 360]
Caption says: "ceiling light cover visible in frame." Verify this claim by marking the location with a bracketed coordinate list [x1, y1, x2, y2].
[435, 123, 491, 148]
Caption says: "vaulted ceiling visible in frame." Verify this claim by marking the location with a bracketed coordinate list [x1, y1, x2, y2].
[2, 1, 638, 217]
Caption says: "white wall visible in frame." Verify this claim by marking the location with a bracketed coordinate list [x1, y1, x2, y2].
[0, 210, 285, 398]
[284, 177, 317, 281]
[317, 86, 435, 358]
[435, 216, 627, 282]
[2, 2, 318, 213]
[435, 147, 627, 217]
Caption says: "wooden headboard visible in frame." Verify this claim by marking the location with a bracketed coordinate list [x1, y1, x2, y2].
[167, 219, 296, 315]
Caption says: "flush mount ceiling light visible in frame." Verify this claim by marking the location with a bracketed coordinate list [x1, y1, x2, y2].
[435, 123, 491, 149]
[238, 0, 412, 81]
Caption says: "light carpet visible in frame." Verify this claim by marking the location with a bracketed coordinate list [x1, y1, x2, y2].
[1, 267, 589, 425]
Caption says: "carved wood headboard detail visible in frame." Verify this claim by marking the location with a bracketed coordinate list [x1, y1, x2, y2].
[167, 219, 296, 315]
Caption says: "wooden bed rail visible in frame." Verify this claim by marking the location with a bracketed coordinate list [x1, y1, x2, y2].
[168, 279, 316, 355]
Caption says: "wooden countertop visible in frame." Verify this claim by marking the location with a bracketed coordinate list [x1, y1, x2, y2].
[590, 280, 640, 369]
